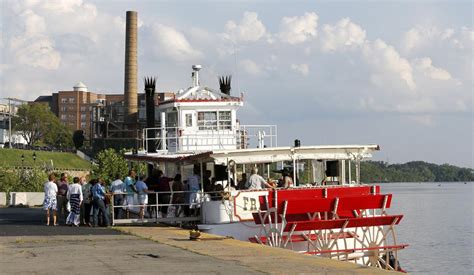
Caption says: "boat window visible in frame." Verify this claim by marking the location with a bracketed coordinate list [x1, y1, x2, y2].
[167, 112, 178, 127]
[197, 111, 232, 130]
[198, 111, 217, 130]
[185, 114, 192, 127]
[218, 111, 231, 130]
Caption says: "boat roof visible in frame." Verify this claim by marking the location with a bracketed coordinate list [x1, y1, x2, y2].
[124, 144, 380, 165]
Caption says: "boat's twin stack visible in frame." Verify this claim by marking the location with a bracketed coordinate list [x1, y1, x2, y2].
[123, 65, 407, 272]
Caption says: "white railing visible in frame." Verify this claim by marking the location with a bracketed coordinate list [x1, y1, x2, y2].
[111, 190, 225, 225]
[142, 125, 277, 153]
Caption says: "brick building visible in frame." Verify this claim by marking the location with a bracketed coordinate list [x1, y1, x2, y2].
[35, 82, 124, 137]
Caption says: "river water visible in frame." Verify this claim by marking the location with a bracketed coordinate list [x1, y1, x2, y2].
[376, 182, 473, 274]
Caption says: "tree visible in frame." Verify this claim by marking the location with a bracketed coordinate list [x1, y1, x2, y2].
[72, 130, 85, 149]
[13, 103, 72, 148]
[92, 148, 129, 184]
[44, 121, 73, 149]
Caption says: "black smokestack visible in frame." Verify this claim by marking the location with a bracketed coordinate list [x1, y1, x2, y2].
[218, 75, 232, 95]
[144, 77, 156, 153]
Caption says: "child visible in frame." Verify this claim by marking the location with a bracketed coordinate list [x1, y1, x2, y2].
[43, 173, 58, 226]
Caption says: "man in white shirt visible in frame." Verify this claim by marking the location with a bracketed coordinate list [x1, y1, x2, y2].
[247, 167, 273, 190]
[110, 175, 125, 219]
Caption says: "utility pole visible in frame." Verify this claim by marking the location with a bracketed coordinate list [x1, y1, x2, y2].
[8, 98, 11, 148]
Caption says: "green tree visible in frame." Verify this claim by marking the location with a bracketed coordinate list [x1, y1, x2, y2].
[43, 120, 73, 149]
[92, 148, 128, 184]
[13, 103, 72, 148]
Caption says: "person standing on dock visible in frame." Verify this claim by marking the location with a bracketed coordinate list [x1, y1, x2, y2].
[82, 178, 93, 226]
[124, 170, 137, 218]
[91, 178, 109, 227]
[43, 173, 58, 226]
[56, 173, 69, 224]
[66, 177, 83, 227]
[136, 176, 151, 220]
[110, 175, 125, 219]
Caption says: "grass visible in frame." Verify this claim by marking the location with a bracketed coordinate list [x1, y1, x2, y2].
[0, 148, 91, 170]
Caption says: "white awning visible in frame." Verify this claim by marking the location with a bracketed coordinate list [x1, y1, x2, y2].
[209, 144, 379, 165]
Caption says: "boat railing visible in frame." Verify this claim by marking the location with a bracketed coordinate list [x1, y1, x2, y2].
[111, 190, 226, 225]
[142, 125, 277, 153]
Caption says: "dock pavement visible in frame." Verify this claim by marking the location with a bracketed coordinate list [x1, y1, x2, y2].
[0, 207, 394, 274]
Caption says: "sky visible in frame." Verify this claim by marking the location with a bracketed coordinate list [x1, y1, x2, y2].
[0, 0, 472, 168]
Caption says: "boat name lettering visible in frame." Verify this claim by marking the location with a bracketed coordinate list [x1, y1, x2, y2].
[243, 196, 258, 211]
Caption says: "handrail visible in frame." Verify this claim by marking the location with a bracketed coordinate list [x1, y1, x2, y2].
[110, 190, 227, 225]
[142, 125, 277, 153]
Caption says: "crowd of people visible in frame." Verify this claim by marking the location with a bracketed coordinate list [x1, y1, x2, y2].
[42, 173, 112, 227]
[42, 166, 294, 226]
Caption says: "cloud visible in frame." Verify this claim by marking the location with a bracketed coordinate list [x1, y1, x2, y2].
[320, 18, 366, 52]
[8, 9, 61, 70]
[223, 11, 266, 43]
[150, 23, 203, 61]
[363, 39, 416, 91]
[278, 12, 318, 44]
[413, 58, 452, 81]
[10, 35, 61, 70]
[401, 25, 473, 52]
[290, 63, 309, 76]
[239, 59, 263, 76]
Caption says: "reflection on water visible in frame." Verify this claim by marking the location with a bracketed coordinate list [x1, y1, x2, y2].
[376, 182, 473, 274]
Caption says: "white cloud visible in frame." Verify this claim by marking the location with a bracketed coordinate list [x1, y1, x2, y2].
[20, 9, 46, 34]
[240, 59, 263, 76]
[278, 12, 318, 44]
[10, 35, 60, 70]
[413, 58, 452, 81]
[223, 11, 266, 43]
[8, 9, 61, 70]
[401, 25, 473, 52]
[363, 39, 416, 91]
[290, 63, 309, 76]
[150, 23, 203, 61]
[320, 18, 366, 52]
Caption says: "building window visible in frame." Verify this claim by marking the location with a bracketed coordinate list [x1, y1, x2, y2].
[60, 106, 67, 112]
[69, 97, 75, 103]
[80, 122, 87, 128]
[185, 114, 192, 127]
[60, 114, 67, 120]
[80, 106, 86, 112]
[81, 114, 87, 121]
[61, 98, 67, 103]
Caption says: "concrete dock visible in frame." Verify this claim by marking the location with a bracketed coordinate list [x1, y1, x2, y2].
[0, 208, 393, 274]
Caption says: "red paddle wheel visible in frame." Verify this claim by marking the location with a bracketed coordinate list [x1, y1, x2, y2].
[250, 186, 407, 272]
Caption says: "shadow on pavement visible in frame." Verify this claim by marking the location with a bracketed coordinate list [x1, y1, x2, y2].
[0, 207, 123, 236]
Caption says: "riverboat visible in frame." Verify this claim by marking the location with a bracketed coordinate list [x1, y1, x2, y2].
[123, 65, 407, 271]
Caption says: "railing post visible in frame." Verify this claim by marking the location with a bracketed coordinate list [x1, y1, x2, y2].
[155, 192, 159, 221]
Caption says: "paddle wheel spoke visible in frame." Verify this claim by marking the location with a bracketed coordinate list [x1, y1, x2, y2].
[253, 188, 407, 272]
